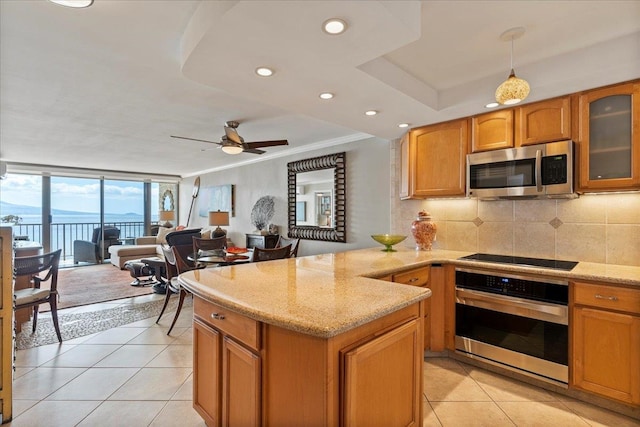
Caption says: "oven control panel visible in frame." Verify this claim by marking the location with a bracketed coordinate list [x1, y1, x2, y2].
[455, 268, 568, 304]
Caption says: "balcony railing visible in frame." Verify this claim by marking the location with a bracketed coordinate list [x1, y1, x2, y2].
[11, 222, 150, 261]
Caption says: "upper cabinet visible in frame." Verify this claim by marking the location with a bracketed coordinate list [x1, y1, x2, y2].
[471, 110, 514, 152]
[577, 81, 640, 192]
[516, 97, 572, 146]
[472, 96, 573, 153]
[400, 119, 468, 199]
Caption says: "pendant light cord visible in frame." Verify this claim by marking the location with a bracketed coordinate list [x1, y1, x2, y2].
[510, 37, 514, 70]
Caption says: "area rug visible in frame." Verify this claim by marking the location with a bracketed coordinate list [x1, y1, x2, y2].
[41, 263, 156, 311]
[16, 297, 189, 350]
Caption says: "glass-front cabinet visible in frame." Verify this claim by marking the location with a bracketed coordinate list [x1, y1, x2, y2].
[578, 81, 640, 191]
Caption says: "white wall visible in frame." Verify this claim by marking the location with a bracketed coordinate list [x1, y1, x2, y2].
[178, 137, 391, 257]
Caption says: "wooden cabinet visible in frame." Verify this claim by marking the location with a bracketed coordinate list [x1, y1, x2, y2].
[471, 109, 514, 152]
[577, 80, 640, 192]
[400, 119, 468, 198]
[192, 295, 425, 426]
[0, 227, 13, 424]
[571, 281, 640, 405]
[245, 234, 278, 250]
[193, 298, 261, 427]
[392, 266, 432, 350]
[472, 96, 572, 152]
[516, 96, 572, 146]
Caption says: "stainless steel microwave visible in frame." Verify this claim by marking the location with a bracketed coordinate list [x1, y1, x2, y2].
[466, 140, 575, 199]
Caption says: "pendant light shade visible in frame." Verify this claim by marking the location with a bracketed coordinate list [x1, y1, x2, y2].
[495, 27, 530, 105]
[495, 69, 530, 105]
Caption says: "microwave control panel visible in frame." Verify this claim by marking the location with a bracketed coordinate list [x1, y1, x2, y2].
[541, 154, 568, 185]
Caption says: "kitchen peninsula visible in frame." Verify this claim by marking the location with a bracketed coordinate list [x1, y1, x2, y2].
[180, 246, 640, 425]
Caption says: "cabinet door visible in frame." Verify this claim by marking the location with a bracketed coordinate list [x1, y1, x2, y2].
[572, 306, 640, 405]
[516, 97, 572, 146]
[410, 119, 468, 197]
[222, 337, 261, 427]
[193, 319, 221, 427]
[471, 109, 514, 152]
[578, 81, 640, 191]
[343, 319, 421, 427]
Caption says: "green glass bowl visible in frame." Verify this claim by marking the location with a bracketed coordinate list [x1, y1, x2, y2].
[371, 234, 407, 252]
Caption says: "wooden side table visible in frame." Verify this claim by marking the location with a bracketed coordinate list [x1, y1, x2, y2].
[245, 234, 279, 250]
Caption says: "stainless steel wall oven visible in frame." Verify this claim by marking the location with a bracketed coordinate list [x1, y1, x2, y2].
[455, 268, 569, 385]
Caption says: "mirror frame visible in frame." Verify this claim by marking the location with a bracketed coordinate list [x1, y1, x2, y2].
[288, 152, 346, 242]
[161, 189, 175, 211]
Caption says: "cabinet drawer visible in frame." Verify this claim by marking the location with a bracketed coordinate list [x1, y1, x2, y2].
[393, 267, 430, 287]
[194, 298, 260, 351]
[573, 282, 640, 314]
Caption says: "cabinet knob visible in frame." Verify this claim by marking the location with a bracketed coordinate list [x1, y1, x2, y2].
[211, 313, 226, 320]
[407, 277, 419, 283]
[594, 294, 618, 302]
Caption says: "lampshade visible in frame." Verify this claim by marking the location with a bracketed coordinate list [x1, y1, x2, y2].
[495, 69, 530, 105]
[495, 27, 530, 106]
[159, 210, 175, 221]
[209, 211, 230, 226]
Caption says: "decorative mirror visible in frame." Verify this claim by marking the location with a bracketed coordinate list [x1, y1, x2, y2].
[161, 189, 175, 211]
[288, 152, 345, 242]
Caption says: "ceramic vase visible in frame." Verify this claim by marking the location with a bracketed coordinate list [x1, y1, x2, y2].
[411, 211, 436, 251]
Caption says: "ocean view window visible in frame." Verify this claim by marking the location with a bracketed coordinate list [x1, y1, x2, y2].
[0, 173, 176, 266]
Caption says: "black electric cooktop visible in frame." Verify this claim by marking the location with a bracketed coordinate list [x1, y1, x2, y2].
[459, 253, 578, 271]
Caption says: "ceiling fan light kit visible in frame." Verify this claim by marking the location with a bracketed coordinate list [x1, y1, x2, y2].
[495, 27, 530, 105]
[171, 120, 288, 156]
[48, 0, 93, 7]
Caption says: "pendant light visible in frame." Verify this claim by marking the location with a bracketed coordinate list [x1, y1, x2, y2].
[495, 27, 530, 105]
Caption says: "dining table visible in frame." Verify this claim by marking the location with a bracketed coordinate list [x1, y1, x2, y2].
[189, 248, 253, 267]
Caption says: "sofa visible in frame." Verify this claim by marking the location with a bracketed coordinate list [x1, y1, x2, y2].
[108, 227, 231, 269]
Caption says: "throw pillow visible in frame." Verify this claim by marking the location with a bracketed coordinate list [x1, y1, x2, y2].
[156, 226, 175, 244]
[201, 229, 211, 240]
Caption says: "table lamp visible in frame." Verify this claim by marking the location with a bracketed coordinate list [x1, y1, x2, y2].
[159, 210, 175, 228]
[209, 210, 230, 238]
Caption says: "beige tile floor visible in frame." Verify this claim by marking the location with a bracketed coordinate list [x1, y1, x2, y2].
[9, 295, 640, 427]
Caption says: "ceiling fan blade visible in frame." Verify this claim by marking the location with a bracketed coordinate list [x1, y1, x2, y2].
[224, 126, 243, 144]
[242, 148, 266, 155]
[171, 135, 222, 145]
[244, 139, 289, 149]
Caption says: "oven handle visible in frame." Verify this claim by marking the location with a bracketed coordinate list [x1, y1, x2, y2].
[535, 149, 543, 193]
[456, 287, 568, 325]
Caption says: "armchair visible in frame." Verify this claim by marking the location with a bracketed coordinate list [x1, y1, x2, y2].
[73, 226, 121, 264]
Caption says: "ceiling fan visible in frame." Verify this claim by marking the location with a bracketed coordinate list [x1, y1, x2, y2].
[171, 121, 288, 155]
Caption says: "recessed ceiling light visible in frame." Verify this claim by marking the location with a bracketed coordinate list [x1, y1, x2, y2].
[323, 18, 347, 35]
[255, 67, 274, 77]
[365, 110, 378, 116]
[319, 92, 334, 100]
[48, 0, 93, 7]
[398, 123, 410, 128]
[485, 102, 499, 108]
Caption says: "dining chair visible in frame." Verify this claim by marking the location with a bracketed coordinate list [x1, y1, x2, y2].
[252, 244, 292, 262]
[156, 244, 204, 335]
[276, 236, 300, 258]
[14, 249, 63, 342]
[192, 235, 226, 267]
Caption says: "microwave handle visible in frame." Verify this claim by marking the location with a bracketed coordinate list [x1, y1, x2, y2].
[535, 149, 542, 192]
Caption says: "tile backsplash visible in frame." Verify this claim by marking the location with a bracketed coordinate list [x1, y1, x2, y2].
[390, 145, 640, 267]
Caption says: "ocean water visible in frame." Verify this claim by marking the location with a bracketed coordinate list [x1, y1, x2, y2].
[10, 213, 156, 258]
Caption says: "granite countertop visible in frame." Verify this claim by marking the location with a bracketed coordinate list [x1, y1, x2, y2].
[179, 247, 640, 339]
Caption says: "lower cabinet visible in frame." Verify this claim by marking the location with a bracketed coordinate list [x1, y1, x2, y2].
[193, 299, 261, 427]
[192, 295, 425, 426]
[571, 281, 640, 406]
[391, 266, 432, 350]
